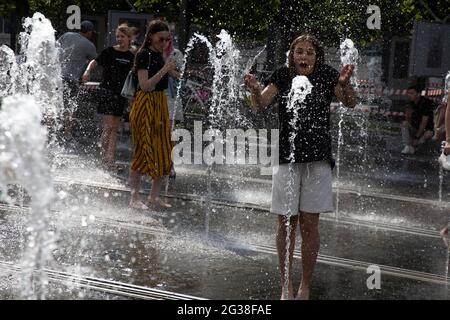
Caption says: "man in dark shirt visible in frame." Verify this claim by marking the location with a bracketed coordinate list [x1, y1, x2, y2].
[58, 20, 97, 143]
[401, 85, 436, 154]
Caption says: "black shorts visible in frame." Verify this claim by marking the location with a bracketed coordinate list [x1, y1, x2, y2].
[97, 90, 128, 117]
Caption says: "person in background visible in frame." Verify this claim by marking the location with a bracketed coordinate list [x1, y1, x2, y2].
[401, 84, 436, 155]
[128, 20, 179, 209]
[129, 27, 141, 54]
[440, 90, 450, 244]
[434, 74, 450, 143]
[57, 20, 97, 143]
[432, 100, 446, 142]
[82, 24, 134, 170]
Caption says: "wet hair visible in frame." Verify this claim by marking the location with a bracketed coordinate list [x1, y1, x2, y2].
[133, 20, 170, 72]
[287, 34, 324, 79]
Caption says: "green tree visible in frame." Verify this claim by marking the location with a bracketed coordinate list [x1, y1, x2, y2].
[2, 0, 447, 59]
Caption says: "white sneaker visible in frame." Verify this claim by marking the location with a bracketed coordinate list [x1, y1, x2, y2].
[438, 152, 450, 170]
[401, 146, 415, 154]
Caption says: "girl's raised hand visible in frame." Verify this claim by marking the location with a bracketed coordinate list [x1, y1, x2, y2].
[338, 64, 354, 85]
[244, 73, 259, 92]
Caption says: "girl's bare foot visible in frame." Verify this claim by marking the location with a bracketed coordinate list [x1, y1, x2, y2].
[147, 197, 172, 208]
[440, 227, 449, 247]
[280, 286, 294, 300]
[281, 293, 294, 300]
[441, 226, 449, 237]
[295, 287, 310, 300]
[129, 200, 149, 210]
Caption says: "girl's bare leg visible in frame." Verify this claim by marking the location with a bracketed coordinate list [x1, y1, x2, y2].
[296, 212, 320, 300]
[148, 177, 172, 208]
[102, 115, 121, 168]
[129, 170, 148, 209]
[277, 214, 298, 300]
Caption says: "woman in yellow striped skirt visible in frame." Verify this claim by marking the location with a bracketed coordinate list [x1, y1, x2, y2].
[128, 20, 180, 209]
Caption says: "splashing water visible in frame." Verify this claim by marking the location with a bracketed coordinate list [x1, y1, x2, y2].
[282, 76, 313, 299]
[339, 39, 358, 85]
[363, 57, 384, 155]
[0, 45, 19, 97]
[335, 38, 359, 220]
[0, 12, 62, 299]
[443, 71, 450, 104]
[366, 57, 382, 106]
[0, 94, 55, 299]
[286, 76, 313, 161]
[17, 12, 64, 143]
[437, 71, 450, 202]
[209, 30, 247, 128]
[172, 33, 215, 129]
[172, 30, 258, 237]
[243, 45, 266, 75]
[169, 33, 216, 237]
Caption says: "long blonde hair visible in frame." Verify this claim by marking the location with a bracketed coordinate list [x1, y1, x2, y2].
[116, 23, 132, 47]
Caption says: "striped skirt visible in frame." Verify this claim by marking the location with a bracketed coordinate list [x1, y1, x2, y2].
[130, 90, 173, 178]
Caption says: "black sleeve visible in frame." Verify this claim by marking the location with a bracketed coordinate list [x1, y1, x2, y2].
[95, 47, 111, 67]
[135, 50, 150, 71]
[264, 67, 288, 90]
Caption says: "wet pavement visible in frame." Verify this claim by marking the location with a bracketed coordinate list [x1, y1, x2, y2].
[1, 113, 449, 300]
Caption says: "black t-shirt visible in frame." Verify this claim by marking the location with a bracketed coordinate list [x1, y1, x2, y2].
[96, 46, 134, 94]
[135, 48, 168, 91]
[409, 96, 435, 130]
[265, 64, 339, 164]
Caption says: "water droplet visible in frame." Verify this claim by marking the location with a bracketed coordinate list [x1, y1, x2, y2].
[57, 191, 67, 200]
[81, 216, 87, 227]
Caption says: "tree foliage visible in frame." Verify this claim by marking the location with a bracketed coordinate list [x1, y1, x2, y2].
[1, 0, 447, 46]
[269, 0, 449, 48]
[187, 0, 279, 41]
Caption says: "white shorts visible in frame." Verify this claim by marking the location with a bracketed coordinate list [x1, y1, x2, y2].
[271, 161, 334, 216]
